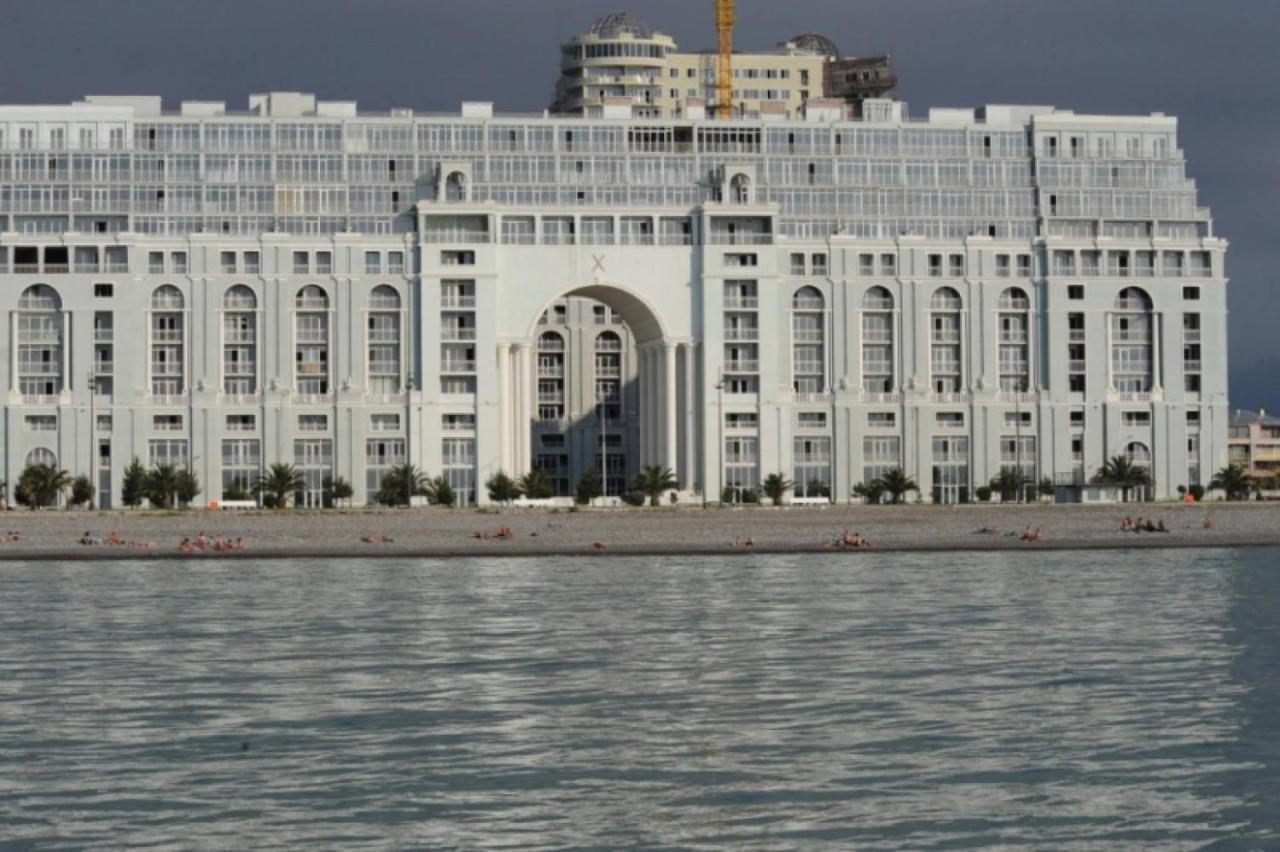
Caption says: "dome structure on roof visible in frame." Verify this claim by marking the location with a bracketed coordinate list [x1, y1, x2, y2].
[587, 11, 655, 40]
[790, 33, 841, 58]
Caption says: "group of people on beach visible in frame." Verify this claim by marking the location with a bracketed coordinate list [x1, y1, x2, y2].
[3, 531, 21, 543]
[1121, 516, 1170, 534]
[825, 529, 871, 549]
[472, 525, 514, 541]
[79, 531, 156, 549]
[360, 534, 395, 544]
[972, 525, 1045, 542]
[178, 532, 246, 553]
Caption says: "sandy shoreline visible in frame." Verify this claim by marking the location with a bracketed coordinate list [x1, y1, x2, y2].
[0, 502, 1275, 561]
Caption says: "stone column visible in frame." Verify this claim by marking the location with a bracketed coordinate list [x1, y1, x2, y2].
[62, 311, 72, 392]
[9, 313, 18, 396]
[1152, 312, 1163, 393]
[497, 342, 511, 473]
[516, 342, 532, 474]
[664, 341, 677, 476]
[683, 342, 697, 488]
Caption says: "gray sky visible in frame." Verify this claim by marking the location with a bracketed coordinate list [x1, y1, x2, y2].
[2, 0, 1274, 408]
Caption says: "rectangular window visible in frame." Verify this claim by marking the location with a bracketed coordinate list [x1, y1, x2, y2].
[1183, 286, 1200, 301]
[226, 414, 256, 432]
[880, 254, 896, 276]
[797, 412, 827, 429]
[1122, 411, 1152, 427]
[315, 251, 333, 274]
[1017, 254, 1032, 277]
[866, 411, 896, 428]
[948, 254, 965, 277]
[388, 251, 405, 274]
[298, 414, 328, 431]
[936, 412, 965, 428]
[1068, 285, 1084, 300]
[244, 251, 261, 274]
[995, 255, 1011, 278]
[292, 251, 309, 274]
[370, 413, 401, 432]
[928, 254, 943, 277]
[364, 251, 382, 274]
[24, 415, 57, 432]
[153, 414, 184, 432]
[220, 251, 237, 274]
[148, 251, 165, 274]
[859, 254, 874, 276]
[94, 283, 113, 298]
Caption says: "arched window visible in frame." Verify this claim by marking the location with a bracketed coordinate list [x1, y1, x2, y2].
[367, 285, 403, 394]
[791, 286, 825, 394]
[15, 284, 63, 400]
[998, 286, 1031, 393]
[861, 286, 894, 395]
[1112, 287, 1154, 395]
[593, 330, 625, 494]
[729, 173, 751, 204]
[536, 331, 567, 425]
[930, 287, 963, 394]
[222, 285, 258, 396]
[25, 447, 57, 467]
[295, 285, 330, 396]
[150, 285, 185, 396]
[445, 171, 467, 202]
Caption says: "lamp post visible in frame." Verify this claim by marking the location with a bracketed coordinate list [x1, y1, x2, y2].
[714, 368, 725, 505]
[405, 379, 414, 508]
[87, 370, 96, 510]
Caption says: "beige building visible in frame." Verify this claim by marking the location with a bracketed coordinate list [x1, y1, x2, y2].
[551, 13, 894, 119]
[1228, 410, 1280, 492]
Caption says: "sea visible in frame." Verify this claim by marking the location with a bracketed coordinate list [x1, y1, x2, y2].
[1, 547, 1277, 849]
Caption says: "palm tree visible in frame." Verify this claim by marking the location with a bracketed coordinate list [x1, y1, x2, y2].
[145, 464, 181, 509]
[376, 464, 431, 507]
[425, 476, 456, 507]
[17, 463, 71, 509]
[761, 472, 793, 507]
[1095, 455, 1151, 503]
[517, 469, 554, 500]
[989, 468, 1028, 503]
[879, 467, 919, 505]
[323, 475, 353, 508]
[1210, 464, 1256, 501]
[853, 478, 887, 505]
[254, 462, 306, 509]
[630, 464, 678, 507]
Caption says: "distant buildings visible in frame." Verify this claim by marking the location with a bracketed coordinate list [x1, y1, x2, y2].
[1229, 410, 1280, 491]
[551, 12, 895, 119]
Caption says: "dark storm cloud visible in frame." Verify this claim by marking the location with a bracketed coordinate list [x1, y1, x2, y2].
[2, 0, 1274, 406]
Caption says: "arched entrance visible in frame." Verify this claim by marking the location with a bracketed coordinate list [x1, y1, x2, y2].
[495, 282, 692, 496]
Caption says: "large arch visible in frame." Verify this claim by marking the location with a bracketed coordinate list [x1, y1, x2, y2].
[500, 280, 686, 492]
[524, 280, 668, 345]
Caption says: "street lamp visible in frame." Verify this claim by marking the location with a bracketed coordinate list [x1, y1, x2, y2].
[405, 379, 414, 508]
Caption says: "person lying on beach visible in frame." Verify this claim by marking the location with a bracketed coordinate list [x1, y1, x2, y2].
[6, 531, 20, 542]
[1020, 526, 1044, 543]
[1156, 519, 1168, 533]
[361, 535, 394, 544]
[105, 531, 123, 546]
[732, 537, 755, 548]
[79, 531, 102, 546]
[179, 537, 193, 553]
[1121, 517, 1134, 531]
[1203, 516, 1215, 529]
[974, 526, 999, 535]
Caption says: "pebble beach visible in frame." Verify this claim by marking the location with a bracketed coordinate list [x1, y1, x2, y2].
[0, 502, 1276, 560]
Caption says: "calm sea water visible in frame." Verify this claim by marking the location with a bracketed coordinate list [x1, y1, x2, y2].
[1, 548, 1278, 850]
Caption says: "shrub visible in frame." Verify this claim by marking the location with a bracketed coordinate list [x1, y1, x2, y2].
[121, 459, 147, 508]
[486, 471, 520, 503]
[574, 467, 603, 505]
[69, 475, 94, 508]
[975, 485, 993, 502]
[1189, 483, 1206, 501]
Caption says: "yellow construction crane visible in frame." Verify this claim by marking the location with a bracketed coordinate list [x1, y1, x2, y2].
[715, 0, 736, 117]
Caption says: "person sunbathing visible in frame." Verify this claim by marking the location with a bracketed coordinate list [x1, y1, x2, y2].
[106, 531, 123, 546]
[79, 531, 97, 546]
[1156, 519, 1169, 533]
[179, 538, 193, 553]
[1203, 516, 1215, 529]
[1121, 516, 1134, 531]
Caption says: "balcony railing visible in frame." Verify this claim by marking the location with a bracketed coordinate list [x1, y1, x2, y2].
[441, 360, 477, 373]
[860, 391, 902, 403]
[1068, 359, 1087, 372]
[723, 360, 760, 373]
[724, 296, 758, 309]
[442, 328, 476, 341]
[441, 296, 476, 308]
[725, 328, 759, 341]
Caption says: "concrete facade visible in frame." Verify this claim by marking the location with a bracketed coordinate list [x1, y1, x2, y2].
[0, 92, 1229, 507]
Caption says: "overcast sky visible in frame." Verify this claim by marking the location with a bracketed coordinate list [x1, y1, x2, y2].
[2, 0, 1274, 408]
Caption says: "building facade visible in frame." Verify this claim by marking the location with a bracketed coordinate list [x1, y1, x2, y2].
[1228, 410, 1280, 492]
[0, 91, 1228, 507]
[551, 13, 895, 119]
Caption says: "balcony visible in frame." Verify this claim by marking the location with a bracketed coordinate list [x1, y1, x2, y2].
[22, 394, 62, 405]
[538, 363, 564, 378]
[999, 331, 1028, 344]
[595, 364, 621, 379]
[297, 363, 328, 375]
[792, 298, 825, 311]
[1184, 359, 1202, 372]
[723, 296, 758, 310]
[442, 327, 476, 341]
[997, 391, 1037, 404]
[441, 360, 477, 373]
[929, 392, 969, 404]
[708, 233, 772, 246]
[441, 295, 476, 309]
[723, 360, 760, 373]
[93, 361, 114, 375]
[931, 331, 961, 344]
[94, 329, 113, 343]
[424, 230, 491, 245]
[860, 391, 902, 404]
[1068, 330, 1086, 342]
[1068, 359, 1087, 372]
[793, 392, 832, 404]
[18, 363, 61, 376]
[1110, 391, 1152, 402]
[863, 361, 893, 375]
[724, 328, 759, 342]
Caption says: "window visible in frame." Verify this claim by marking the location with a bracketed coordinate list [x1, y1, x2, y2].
[220, 251, 237, 274]
[880, 253, 896, 276]
[928, 254, 943, 277]
[995, 255, 1011, 278]
[1068, 285, 1084, 300]
[97, 414, 113, 433]
[1017, 254, 1032, 277]
[298, 414, 328, 431]
[725, 412, 759, 429]
[24, 415, 57, 432]
[364, 251, 382, 274]
[153, 414, 184, 432]
[148, 251, 165, 274]
[244, 251, 261, 274]
[790, 253, 806, 275]
[94, 283, 113, 298]
[1123, 411, 1152, 427]
[370, 413, 401, 432]
[1069, 409, 1084, 426]
[170, 252, 188, 274]
[1183, 286, 1200, 301]
[797, 412, 827, 429]
[859, 254, 874, 275]
[1004, 411, 1032, 427]
[810, 253, 828, 276]
[866, 412, 896, 428]
[292, 251, 309, 274]
[948, 254, 965, 277]
[388, 251, 405, 274]
[936, 412, 964, 428]
[226, 414, 256, 432]
[315, 251, 333, 274]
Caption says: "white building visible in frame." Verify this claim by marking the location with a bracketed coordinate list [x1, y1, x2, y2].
[0, 92, 1228, 507]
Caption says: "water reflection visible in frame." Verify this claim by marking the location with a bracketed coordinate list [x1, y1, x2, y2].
[1, 548, 1277, 848]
